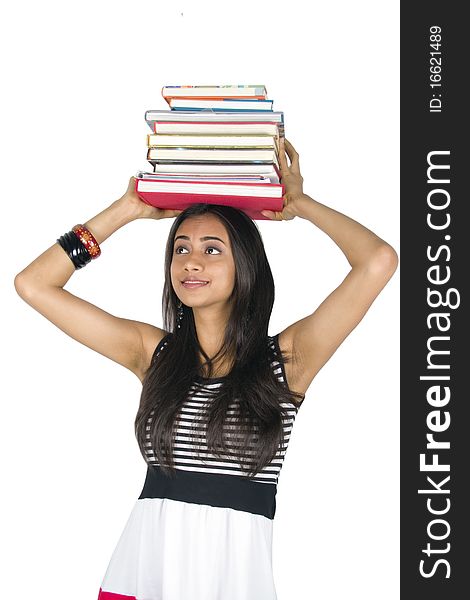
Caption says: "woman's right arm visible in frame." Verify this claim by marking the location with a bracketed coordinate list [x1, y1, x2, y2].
[13, 177, 182, 383]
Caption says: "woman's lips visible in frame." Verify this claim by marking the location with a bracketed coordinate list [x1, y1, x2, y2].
[181, 281, 209, 289]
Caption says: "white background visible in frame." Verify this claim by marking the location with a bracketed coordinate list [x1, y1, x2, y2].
[1, 1, 399, 598]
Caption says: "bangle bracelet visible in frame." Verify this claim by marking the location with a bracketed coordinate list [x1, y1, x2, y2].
[57, 230, 92, 270]
[56, 224, 102, 270]
[72, 224, 101, 259]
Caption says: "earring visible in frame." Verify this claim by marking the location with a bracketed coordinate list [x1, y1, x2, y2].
[177, 301, 184, 329]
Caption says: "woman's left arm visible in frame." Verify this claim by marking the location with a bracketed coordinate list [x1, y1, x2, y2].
[262, 139, 399, 395]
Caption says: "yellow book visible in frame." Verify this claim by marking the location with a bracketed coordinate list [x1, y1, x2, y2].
[147, 134, 279, 153]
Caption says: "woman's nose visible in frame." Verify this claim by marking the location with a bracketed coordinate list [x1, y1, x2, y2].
[184, 256, 204, 270]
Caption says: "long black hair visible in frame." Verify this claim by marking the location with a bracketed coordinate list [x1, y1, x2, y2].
[135, 203, 303, 479]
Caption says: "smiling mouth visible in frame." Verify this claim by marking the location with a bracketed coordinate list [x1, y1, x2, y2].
[181, 280, 210, 288]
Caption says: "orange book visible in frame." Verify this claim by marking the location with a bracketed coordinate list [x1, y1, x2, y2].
[161, 84, 268, 102]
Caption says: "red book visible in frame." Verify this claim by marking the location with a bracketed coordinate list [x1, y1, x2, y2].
[134, 176, 284, 221]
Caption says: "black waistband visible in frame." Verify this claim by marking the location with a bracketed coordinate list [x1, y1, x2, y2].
[138, 464, 277, 519]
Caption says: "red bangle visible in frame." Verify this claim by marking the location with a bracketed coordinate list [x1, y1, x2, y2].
[72, 224, 101, 259]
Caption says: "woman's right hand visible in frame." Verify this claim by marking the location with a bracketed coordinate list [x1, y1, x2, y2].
[118, 176, 184, 220]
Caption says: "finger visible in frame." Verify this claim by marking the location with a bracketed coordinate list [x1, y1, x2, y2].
[261, 209, 283, 221]
[261, 210, 275, 219]
[284, 139, 301, 174]
[278, 137, 288, 169]
[277, 137, 289, 172]
[284, 139, 300, 167]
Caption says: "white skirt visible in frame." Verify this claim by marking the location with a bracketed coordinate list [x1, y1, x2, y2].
[97, 496, 277, 600]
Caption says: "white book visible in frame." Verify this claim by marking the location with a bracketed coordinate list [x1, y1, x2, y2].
[151, 122, 280, 136]
[151, 162, 280, 184]
[147, 134, 277, 149]
[145, 109, 284, 128]
[135, 171, 272, 184]
[169, 98, 273, 111]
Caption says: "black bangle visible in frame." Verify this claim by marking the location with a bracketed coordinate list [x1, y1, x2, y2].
[57, 230, 92, 270]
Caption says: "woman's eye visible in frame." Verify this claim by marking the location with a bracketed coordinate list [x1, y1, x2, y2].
[174, 246, 221, 255]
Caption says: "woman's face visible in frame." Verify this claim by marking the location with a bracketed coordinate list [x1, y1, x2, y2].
[170, 214, 236, 311]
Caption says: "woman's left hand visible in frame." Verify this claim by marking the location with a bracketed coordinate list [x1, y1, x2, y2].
[261, 138, 307, 221]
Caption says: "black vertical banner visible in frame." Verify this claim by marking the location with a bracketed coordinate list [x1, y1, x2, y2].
[401, 3, 468, 599]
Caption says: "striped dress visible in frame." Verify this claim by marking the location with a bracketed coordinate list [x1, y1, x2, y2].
[97, 333, 304, 600]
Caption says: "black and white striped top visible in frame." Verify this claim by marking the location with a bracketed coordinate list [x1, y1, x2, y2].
[144, 333, 302, 485]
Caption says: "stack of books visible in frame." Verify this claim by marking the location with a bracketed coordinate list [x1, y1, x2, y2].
[134, 85, 285, 220]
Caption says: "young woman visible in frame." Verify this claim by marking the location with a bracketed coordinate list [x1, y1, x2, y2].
[14, 138, 398, 600]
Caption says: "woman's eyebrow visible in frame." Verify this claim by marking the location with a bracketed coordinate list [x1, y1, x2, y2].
[174, 235, 226, 245]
